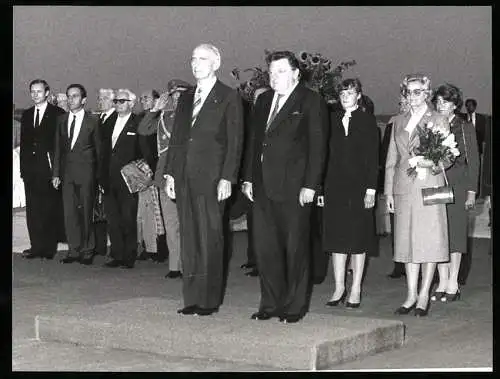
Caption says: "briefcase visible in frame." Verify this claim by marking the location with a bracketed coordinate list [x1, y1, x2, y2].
[120, 159, 153, 194]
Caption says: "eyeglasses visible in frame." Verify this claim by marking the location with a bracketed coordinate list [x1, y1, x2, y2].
[340, 90, 358, 97]
[113, 99, 131, 104]
[405, 89, 426, 97]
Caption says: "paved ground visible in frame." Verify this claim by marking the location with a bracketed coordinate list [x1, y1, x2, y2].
[12, 209, 492, 372]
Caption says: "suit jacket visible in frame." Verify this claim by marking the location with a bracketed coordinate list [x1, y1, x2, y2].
[100, 112, 142, 192]
[384, 106, 449, 196]
[20, 103, 65, 180]
[53, 111, 102, 184]
[164, 80, 244, 196]
[243, 83, 328, 201]
[460, 112, 487, 155]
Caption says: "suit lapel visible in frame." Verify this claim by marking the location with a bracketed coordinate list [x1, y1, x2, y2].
[113, 114, 133, 151]
[71, 112, 89, 149]
[266, 84, 304, 134]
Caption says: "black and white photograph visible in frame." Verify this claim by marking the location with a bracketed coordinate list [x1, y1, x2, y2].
[12, 5, 492, 372]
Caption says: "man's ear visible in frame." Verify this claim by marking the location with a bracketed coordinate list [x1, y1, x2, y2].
[82, 98, 87, 105]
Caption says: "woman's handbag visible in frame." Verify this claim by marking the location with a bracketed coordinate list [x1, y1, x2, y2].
[421, 163, 454, 206]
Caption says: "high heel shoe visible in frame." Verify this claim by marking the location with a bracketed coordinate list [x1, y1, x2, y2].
[345, 293, 362, 309]
[442, 289, 461, 302]
[414, 301, 431, 317]
[394, 302, 416, 315]
[430, 291, 445, 302]
[325, 292, 347, 307]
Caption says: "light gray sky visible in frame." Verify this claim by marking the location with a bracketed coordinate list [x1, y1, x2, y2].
[13, 6, 491, 114]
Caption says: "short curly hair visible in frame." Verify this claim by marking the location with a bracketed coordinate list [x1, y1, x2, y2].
[431, 83, 463, 111]
[400, 73, 431, 97]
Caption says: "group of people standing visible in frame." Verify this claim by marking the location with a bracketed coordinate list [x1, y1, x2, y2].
[18, 43, 487, 323]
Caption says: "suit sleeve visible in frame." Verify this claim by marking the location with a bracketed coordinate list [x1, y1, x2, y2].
[463, 121, 480, 192]
[19, 111, 27, 179]
[303, 93, 328, 190]
[221, 90, 244, 184]
[384, 118, 398, 196]
[137, 111, 160, 136]
[164, 101, 183, 178]
[92, 116, 103, 183]
[53, 118, 62, 178]
[241, 99, 261, 183]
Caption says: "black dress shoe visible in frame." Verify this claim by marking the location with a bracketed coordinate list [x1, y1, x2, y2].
[165, 270, 182, 279]
[60, 256, 80, 264]
[279, 314, 303, 324]
[240, 262, 255, 269]
[177, 305, 199, 315]
[120, 260, 135, 269]
[387, 271, 406, 279]
[22, 248, 32, 255]
[325, 292, 346, 307]
[24, 251, 42, 259]
[394, 303, 416, 315]
[250, 311, 275, 321]
[245, 268, 259, 277]
[196, 307, 218, 316]
[80, 255, 95, 265]
[345, 301, 361, 309]
[104, 259, 122, 268]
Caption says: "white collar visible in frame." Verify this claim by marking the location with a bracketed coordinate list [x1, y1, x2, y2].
[35, 101, 48, 112]
[69, 108, 85, 119]
[274, 80, 299, 98]
[196, 76, 217, 94]
[103, 108, 115, 117]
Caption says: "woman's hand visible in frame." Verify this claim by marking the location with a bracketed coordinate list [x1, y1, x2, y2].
[386, 195, 394, 213]
[465, 191, 476, 210]
[417, 158, 435, 168]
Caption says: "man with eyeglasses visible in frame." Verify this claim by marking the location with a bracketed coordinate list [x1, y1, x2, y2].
[52, 84, 102, 265]
[100, 89, 143, 269]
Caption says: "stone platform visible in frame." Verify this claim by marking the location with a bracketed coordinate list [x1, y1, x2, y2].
[35, 298, 404, 371]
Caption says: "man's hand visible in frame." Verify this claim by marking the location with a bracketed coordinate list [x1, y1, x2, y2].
[165, 175, 176, 200]
[241, 182, 254, 202]
[52, 177, 61, 189]
[299, 187, 315, 207]
[465, 191, 476, 210]
[364, 192, 376, 209]
[217, 179, 232, 202]
[386, 195, 394, 213]
[152, 92, 170, 112]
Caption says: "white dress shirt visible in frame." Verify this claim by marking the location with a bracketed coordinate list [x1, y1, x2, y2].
[34, 101, 48, 126]
[67, 108, 85, 149]
[112, 113, 131, 148]
[195, 76, 217, 109]
[267, 81, 299, 124]
[100, 108, 115, 123]
[468, 112, 476, 127]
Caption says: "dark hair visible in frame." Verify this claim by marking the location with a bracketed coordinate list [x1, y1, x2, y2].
[465, 98, 477, 108]
[432, 83, 463, 111]
[152, 89, 160, 99]
[265, 51, 300, 70]
[66, 84, 87, 99]
[336, 78, 363, 95]
[29, 79, 50, 93]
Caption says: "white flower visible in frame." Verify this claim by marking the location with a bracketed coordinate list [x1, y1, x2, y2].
[450, 147, 460, 157]
[408, 155, 423, 168]
[441, 133, 457, 148]
[426, 121, 434, 129]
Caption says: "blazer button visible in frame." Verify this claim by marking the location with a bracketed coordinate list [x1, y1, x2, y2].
[189, 138, 193, 142]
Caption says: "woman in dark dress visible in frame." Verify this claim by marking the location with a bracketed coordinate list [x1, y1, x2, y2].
[323, 78, 379, 308]
[431, 83, 479, 302]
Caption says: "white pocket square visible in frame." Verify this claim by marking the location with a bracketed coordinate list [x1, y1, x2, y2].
[291, 111, 302, 116]
[127, 132, 136, 135]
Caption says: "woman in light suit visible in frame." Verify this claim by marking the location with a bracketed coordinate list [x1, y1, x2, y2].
[385, 74, 451, 317]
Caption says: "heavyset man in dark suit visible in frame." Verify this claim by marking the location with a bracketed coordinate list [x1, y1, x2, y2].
[100, 89, 143, 269]
[165, 43, 244, 316]
[20, 79, 65, 259]
[52, 84, 102, 265]
[242, 51, 328, 323]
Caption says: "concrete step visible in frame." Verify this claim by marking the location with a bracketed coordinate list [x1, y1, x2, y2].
[35, 297, 404, 370]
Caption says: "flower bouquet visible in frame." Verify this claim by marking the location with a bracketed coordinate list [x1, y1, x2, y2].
[407, 118, 460, 180]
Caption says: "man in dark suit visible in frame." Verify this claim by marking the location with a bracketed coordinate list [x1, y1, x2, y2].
[100, 89, 142, 269]
[20, 79, 65, 259]
[242, 51, 328, 323]
[164, 43, 244, 316]
[94, 88, 119, 257]
[52, 84, 102, 265]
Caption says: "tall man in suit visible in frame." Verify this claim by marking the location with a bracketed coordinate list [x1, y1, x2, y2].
[52, 84, 102, 265]
[100, 89, 142, 269]
[165, 44, 244, 316]
[242, 51, 328, 323]
[94, 88, 118, 257]
[20, 79, 65, 259]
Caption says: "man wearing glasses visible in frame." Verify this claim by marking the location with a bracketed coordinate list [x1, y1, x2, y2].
[100, 89, 143, 269]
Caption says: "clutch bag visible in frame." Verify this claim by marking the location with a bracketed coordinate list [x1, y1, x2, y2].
[120, 159, 153, 194]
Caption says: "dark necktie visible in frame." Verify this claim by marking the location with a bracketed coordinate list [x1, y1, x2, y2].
[69, 115, 76, 146]
[34, 108, 40, 128]
[266, 94, 283, 131]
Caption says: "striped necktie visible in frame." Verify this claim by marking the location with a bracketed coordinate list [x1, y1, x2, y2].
[191, 88, 203, 126]
[266, 94, 283, 132]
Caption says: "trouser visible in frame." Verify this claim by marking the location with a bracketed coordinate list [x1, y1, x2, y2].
[252, 190, 312, 317]
[137, 189, 158, 253]
[158, 188, 181, 271]
[24, 177, 60, 255]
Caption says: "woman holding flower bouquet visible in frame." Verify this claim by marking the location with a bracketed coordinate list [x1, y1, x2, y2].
[323, 78, 379, 309]
[431, 83, 479, 303]
[385, 74, 454, 317]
